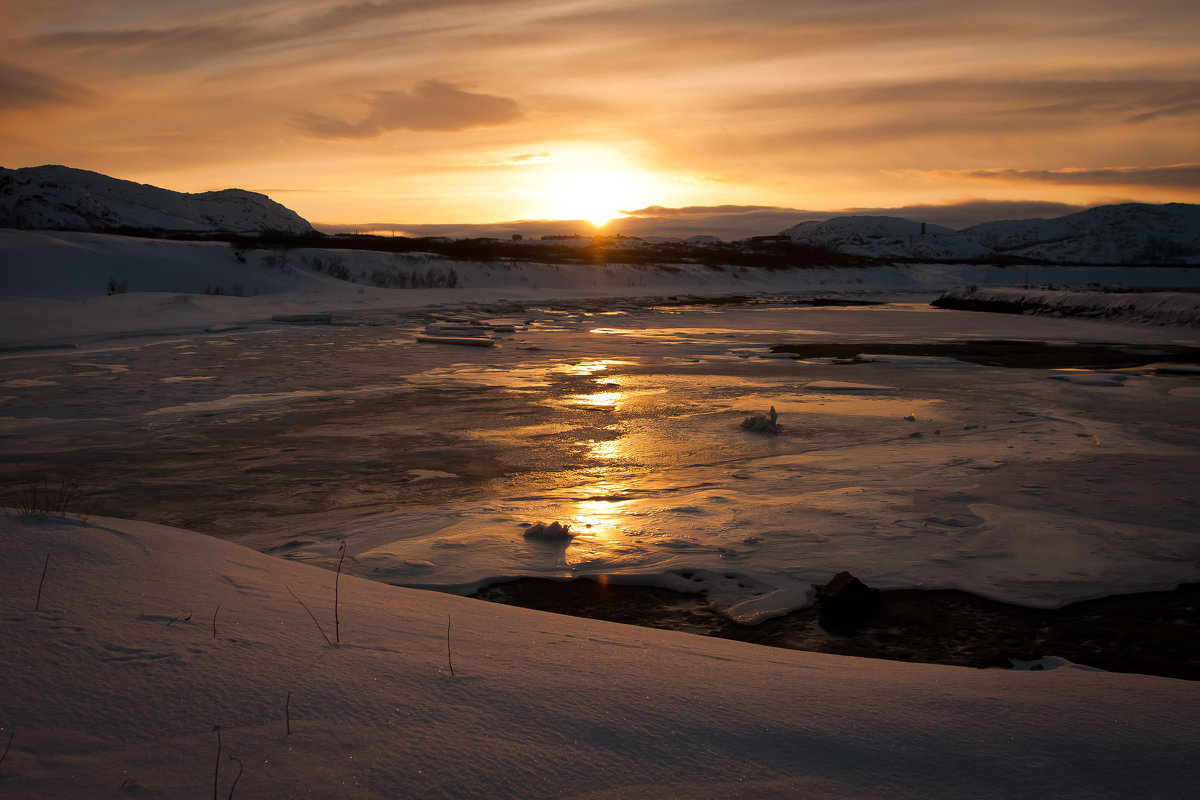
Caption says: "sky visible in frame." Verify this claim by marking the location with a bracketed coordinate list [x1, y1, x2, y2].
[2, 0, 1199, 236]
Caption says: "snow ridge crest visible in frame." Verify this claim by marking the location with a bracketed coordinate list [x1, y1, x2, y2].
[0, 164, 313, 235]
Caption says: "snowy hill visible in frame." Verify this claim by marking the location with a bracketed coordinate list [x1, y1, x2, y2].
[2, 513, 1197, 799]
[781, 204, 1200, 265]
[959, 203, 1200, 265]
[780, 216, 994, 260]
[0, 165, 312, 235]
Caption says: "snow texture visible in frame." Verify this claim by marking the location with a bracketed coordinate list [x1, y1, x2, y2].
[522, 520, 574, 540]
[936, 286, 1200, 326]
[782, 204, 1200, 264]
[1, 513, 1197, 799]
[0, 165, 312, 235]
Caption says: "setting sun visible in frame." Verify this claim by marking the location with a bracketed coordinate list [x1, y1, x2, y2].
[530, 155, 663, 227]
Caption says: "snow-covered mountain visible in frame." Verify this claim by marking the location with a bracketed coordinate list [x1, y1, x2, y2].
[959, 203, 1200, 265]
[780, 216, 994, 260]
[781, 204, 1200, 265]
[0, 165, 312, 235]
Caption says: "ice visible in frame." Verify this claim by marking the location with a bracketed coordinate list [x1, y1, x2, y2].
[523, 521, 575, 540]
[3, 237, 1200, 625]
[2, 228, 1200, 795]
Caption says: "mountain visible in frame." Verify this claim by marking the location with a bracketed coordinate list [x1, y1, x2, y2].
[958, 203, 1200, 265]
[779, 216, 993, 260]
[0, 165, 312, 235]
[781, 204, 1200, 265]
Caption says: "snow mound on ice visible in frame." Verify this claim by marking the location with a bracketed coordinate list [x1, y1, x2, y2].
[523, 520, 574, 540]
[740, 405, 782, 433]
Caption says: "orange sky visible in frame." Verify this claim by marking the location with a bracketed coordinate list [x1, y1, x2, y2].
[2, 1, 1198, 233]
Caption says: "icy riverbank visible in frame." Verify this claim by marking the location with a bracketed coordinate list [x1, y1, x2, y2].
[934, 285, 1200, 325]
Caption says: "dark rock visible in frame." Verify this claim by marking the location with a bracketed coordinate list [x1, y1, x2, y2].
[817, 571, 881, 631]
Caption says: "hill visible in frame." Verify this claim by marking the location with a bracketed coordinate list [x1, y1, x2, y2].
[781, 204, 1200, 265]
[0, 165, 312, 235]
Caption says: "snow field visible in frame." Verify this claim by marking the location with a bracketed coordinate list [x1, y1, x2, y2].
[2, 513, 1198, 799]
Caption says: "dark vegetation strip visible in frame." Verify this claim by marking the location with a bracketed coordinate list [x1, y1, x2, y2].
[472, 578, 1200, 681]
[769, 340, 1200, 369]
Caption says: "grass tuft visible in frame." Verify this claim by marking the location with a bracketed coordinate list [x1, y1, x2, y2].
[10, 473, 79, 517]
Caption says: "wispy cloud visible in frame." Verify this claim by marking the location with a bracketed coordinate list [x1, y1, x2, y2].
[3, 1, 1199, 222]
[914, 165, 1200, 190]
[296, 81, 521, 138]
[0, 60, 96, 111]
[624, 204, 790, 217]
[471, 152, 555, 167]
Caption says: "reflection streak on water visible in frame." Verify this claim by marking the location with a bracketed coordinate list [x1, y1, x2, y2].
[565, 484, 638, 567]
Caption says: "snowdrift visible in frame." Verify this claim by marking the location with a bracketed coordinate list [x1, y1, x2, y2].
[1, 512, 1197, 799]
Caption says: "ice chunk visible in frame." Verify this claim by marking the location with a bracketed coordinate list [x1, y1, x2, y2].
[522, 521, 573, 540]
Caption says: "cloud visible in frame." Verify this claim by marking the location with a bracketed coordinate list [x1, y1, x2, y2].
[0, 61, 96, 111]
[296, 80, 520, 138]
[920, 164, 1200, 190]
[315, 195, 1093, 240]
[624, 204, 787, 217]
[853, 199, 1088, 228]
[1126, 101, 1200, 124]
[472, 152, 555, 167]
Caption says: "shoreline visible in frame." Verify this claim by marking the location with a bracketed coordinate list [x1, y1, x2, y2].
[472, 578, 1200, 681]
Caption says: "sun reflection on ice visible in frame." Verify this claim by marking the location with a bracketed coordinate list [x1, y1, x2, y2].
[558, 359, 632, 376]
[587, 439, 623, 459]
[567, 390, 625, 411]
[563, 484, 641, 567]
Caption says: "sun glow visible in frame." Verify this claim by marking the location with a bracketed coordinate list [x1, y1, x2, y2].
[530, 154, 663, 227]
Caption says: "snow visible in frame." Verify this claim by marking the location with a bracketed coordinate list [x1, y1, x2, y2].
[2, 190, 1200, 796]
[4, 228, 1200, 351]
[935, 285, 1200, 326]
[3, 228, 1200, 624]
[2, 513, 1197, 799]
[960, 203, 1200, 264]
[781, 216, 993, 260]
[782, 203, 1200, 264]
[0, 165, 312, 235]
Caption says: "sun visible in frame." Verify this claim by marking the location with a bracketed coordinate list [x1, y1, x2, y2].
[548, 169, 639, 227]
[529, 154, 662, 228]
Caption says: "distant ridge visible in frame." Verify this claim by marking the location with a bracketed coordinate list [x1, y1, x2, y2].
[2, 165, 1197, 264]
[780, 203, 1200, 265]
[0, 165, 312, 235]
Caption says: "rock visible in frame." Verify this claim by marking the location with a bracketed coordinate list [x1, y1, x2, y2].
[816, 571, 881, 631]
[740, 405, 781, 434]
[271, 313, 332, 324]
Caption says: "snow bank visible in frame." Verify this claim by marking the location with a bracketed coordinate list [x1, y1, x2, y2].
[5, 228, 1200, 350]
[2, 512, 1197, 799]
[934, 286, 1200, 326]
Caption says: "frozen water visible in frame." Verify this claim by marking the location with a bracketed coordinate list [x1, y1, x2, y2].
[3, 300, 1199, 623]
